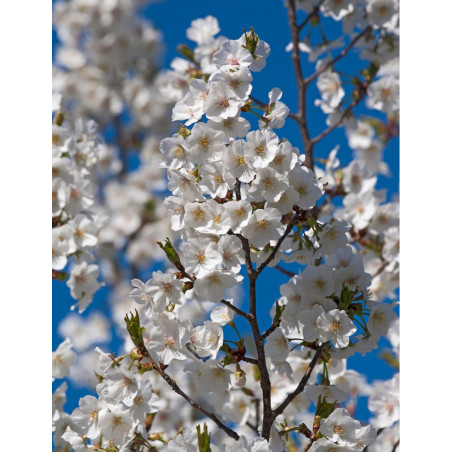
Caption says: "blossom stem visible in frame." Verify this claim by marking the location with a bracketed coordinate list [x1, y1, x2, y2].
[301, 437, 316, 452]
[137, 342, 240, 440]
[220, 298, 252, 320]
[256, 213, 300, 274]
[272, 345, 324, 418]
[305, 26, 372, 85]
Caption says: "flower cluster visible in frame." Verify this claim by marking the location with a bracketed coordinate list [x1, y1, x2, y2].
[52, 1, 400, 451]
[52, 95, 104, 312]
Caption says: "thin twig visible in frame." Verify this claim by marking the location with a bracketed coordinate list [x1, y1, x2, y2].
[288, 0, 314, 171]
[275, 264, 296, 278]
[113, 114, 127, 177]
[262, 321, 281, 340]
[137, 343, 240, 440]
[302, 437, 316, 452]
[256, 214, 300, 274]
[246, 421, 259, 433]
[305, 27, 371, 85]
[311, 92, 365, 145]
[250, 95, 267, 107]
[392, 438, 400, 452]
[273, 345, 324, 418]
[297, 0, 326, 32]
[372, 261, 389, 278]
[220, 299, 253, 321]
[234, 179, 242, 201]
[242, 356, 259, 365]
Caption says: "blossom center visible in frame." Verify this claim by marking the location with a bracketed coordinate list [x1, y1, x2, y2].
[200, 137, 210, 150]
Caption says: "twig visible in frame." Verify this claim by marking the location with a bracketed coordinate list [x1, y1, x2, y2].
[273, 345, 324, 418]
[302, 437, 316, 452]
[311, 92, 365, 145]
[288, 0, 314, 171]
[275, 264, 296, 278]
[262, 321, 281, 340]
[250, 95, 267, 107]
[242, 356, 259, 365]
[248, 272, 274, 440]
[137, 343, 240, 441]
[372, 261, 389, 278]
[256, 213, 300, 274]
[246, 421, 259, 433]
[113, 114, 127, 177]
[297, 0, 326, 32]
[392, 438, 400, 452]
[220, 299, 253, 321]
[234, 179, 242, 201]
[305, 27, 371, 85]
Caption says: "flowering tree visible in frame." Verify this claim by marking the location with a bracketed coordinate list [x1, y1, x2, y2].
[53, 0, 400, 451]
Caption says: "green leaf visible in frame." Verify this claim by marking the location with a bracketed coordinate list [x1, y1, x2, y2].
[315, 395, 336, 419]
[176, 43, 197, 65]
[124, 310, 145, 348]
[242, 27, 259, 57]
[157, 237, 181, 266]
[196, 423, 211, 452]
[338, 285, 354, 311]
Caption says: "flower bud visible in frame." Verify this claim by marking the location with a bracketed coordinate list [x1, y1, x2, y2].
[130, 348, 142, 361]
[233, 369, 247, 387]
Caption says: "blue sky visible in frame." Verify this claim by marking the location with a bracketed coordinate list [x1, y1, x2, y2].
[53, 0, 399, 426]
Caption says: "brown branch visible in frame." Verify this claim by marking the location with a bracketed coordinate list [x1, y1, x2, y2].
[256, 213, 300, 274]
[372, 261, 389, 278]
[220, 299, 253, 321]
[234, 179, 242, 201]
[392, 438, 400, 452]
[311, 92, 366, 145]
[246, 421, 259, 433]
[297, 0, 326, 32]
[305, 27, 372, 85]
[242, 356, 259, 365]
[262, 321, 281, 340]
[113, 114, 127, 177]
[248, 273, 274, 440]
[137, 343, 240, 441]
[249, 95, 268, 107]
[275, 264, 296, 278]
[272, 345, 324, 418]
[302, 437, 316, 452]
[288, 0, 314, 171]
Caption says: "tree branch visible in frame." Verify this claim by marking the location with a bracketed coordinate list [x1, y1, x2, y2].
[220, 298, 253, 321]
[305, 27, 372, 85]
[297, 0, 326, 32]
[273, 345, 324, 418]
[262, 321, 281, 340]
[256, 213, 300, 274]
[288, 0, 314, 171]
[242, 356, 259, 365]
[302, 437, 316, 452]
[275, 264, 296, 278]
[137, 343, 240, 441]
[311, 91, 366, 145]
[247, 272, 274, 440]
[113, 114, 127, 177]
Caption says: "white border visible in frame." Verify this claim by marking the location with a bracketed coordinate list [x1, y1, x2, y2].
[401, 0, 452, 449]
[0, 0, 51, 448]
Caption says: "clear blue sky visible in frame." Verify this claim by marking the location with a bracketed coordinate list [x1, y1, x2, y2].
[53, 0, 399, 425]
